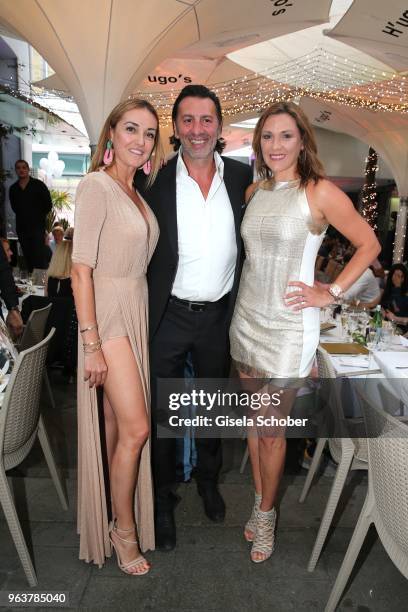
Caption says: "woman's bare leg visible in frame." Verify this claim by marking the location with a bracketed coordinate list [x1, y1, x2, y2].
[102, 336, 150, 573]
[239, 372, 262, 492]
[239, 372, 262, 540]
[247, 436, 261, 494]
[239, 371, 297, 560]
[103, 393, 118, 518]
[243, 436, 261, 541]
[257, 436, 286, 511]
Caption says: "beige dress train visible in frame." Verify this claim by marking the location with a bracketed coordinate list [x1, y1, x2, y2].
[72, 169, 159, 565]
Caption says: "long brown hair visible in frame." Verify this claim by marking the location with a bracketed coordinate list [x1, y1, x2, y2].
[89, 98, 163, 187]
[252, 101, 325, 187]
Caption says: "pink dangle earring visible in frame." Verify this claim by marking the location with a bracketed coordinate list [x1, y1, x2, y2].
[143, 159, 152, 175]
[103, 139, 114, 165]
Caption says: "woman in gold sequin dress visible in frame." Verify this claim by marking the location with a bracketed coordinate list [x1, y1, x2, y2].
[230, 102, 380, 563]
[72, 99, 162, 574]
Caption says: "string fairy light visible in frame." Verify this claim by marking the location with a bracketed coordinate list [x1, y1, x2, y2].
[4, 48, 408, 127]
[360, 148, 379, 231]
[129, 49, 408, 126]
[393, 197, 408, 263]
[0, 83, 64, 126]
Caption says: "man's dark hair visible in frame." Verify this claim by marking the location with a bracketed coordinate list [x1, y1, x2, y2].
[14, 159, 29, 169]
[170, 84, 225, 153]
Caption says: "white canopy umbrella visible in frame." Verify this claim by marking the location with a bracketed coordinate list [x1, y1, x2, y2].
[229, 0, 393, 78]
[299, 97, 408, 197]
[0, 0, 332, 145]
[325, 0, 408, 72]
[299, 96, 408, 262]
[34, 57, 252, 96]
[138, 56, 252, 93]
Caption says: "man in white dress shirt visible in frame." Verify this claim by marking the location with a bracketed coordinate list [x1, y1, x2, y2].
[343, 254, 381, 307]
[137, 85, 253, 550]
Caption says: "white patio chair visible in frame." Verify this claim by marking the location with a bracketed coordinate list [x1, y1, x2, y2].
[299, 345, 368, 572]
[0, 329, 68, 587]
[18, 303, 55, 411]
[18, 303, 51, 351]
[325, 386, 408, 611]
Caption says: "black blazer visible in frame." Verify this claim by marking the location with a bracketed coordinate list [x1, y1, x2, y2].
[136, 155, 253, 339]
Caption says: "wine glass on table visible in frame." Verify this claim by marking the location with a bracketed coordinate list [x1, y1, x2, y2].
[347, 311, 359, 341]
[365, 325, 380, 370]
[379, 321, 394, 351]
[340, 304, 350, 341]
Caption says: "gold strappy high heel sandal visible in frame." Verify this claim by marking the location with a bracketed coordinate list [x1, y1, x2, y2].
[244, 492, 261, 542]
[109, 522, 150, 576]
[251, 507, 276, 563]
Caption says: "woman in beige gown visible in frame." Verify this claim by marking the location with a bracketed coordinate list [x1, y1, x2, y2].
[71, 99, 162, 574]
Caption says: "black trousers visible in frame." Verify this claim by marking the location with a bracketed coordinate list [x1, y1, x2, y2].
[150, 298, 231, 506]
[18, 231, 48, 272]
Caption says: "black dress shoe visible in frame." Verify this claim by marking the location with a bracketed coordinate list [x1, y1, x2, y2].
[197, 482, 226, 522]
[155, 505, 176, 551]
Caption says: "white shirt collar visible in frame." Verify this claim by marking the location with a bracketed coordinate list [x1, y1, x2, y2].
[176, 148, 224, 180]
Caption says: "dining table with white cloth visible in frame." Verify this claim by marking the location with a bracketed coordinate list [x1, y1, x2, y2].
[319, 317, 408, 418]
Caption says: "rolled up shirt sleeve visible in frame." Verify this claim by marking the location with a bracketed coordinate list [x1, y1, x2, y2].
[72, 174, 107, 269]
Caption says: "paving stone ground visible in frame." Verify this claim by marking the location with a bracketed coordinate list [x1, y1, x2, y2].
[0, 371, 406, 611]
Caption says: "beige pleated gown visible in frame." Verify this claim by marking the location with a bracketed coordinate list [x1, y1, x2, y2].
[72, 169, 158, 566]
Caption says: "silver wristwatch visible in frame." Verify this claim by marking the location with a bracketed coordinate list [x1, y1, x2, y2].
[328, 283, 344, 301]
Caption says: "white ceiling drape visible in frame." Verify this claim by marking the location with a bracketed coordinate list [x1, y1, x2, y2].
[300, 97, 408, 196]
[325, 0, 408, 71]
[0, 0, 332, 144]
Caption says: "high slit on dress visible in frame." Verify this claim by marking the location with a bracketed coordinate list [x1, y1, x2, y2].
[72, 169, 159, 565]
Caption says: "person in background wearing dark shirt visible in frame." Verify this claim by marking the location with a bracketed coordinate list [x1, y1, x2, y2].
[9, 159, 53, 272]
[0, 241, 23, 337]
[382, 263, 408, 333]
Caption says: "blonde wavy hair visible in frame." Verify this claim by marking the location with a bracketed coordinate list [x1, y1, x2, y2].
[47, 240, 73, 279]
[89, 98, 163, 187]
[252, 101, 325, 188]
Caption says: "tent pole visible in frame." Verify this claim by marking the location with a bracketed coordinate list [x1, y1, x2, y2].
[392, 196, 408, 263]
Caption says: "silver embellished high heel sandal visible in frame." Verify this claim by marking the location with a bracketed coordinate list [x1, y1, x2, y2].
[109, 522, 150, 575]
[251, 507, 276, 563]
[244, 492, 261, 542]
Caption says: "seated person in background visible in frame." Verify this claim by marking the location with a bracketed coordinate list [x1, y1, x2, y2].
[370, 257, 386, 289]
[382, 263, 408, 331]
[0, 240, 23, 337]
[45, 227, 73, 298]
[1, 238, 13, 263]
[342, 253, 381, 308]
[317, 235, 334, 258]
[50, 224, 64, 253]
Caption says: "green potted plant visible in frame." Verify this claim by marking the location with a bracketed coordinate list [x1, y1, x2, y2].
[46, 189, 72, 232]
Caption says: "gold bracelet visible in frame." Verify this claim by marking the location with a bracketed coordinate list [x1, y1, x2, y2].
[83, 340, 101, 347]
[80, 324, 98, 334]
[84, 346, 102, 354]
[83, 339, 102, 352]
[84, 341, 102, 353]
